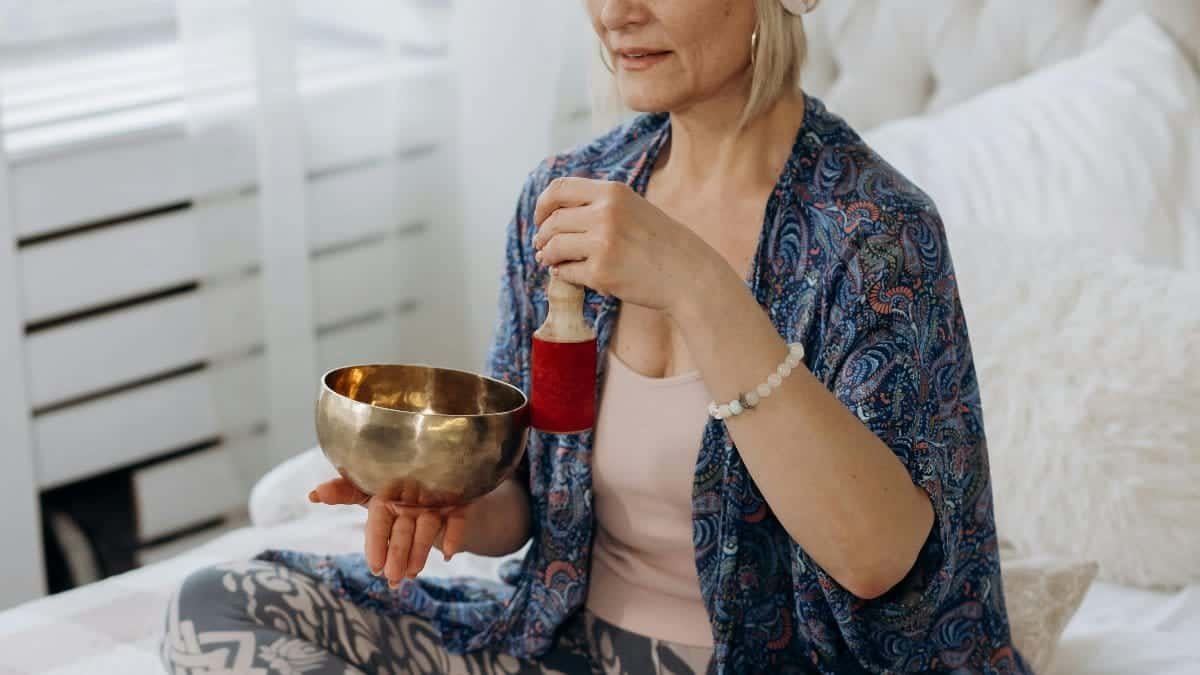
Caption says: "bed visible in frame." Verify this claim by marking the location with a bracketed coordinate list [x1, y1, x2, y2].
[3, 1, 1199, 673]
[1, 498, 1198, 674]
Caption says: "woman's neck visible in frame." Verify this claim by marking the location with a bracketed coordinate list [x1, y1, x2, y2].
[657, 89, 807, 194]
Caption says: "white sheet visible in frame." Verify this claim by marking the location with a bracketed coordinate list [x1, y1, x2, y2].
[1, 510, 1196, 674]
[1052, 582, 1200, 674]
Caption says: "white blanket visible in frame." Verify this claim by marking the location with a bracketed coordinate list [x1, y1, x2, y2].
[2, 510, 1197, 674]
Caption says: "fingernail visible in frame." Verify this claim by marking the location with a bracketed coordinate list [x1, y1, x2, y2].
[443, 552, 450, 562]
[388, 579, 400, 590]
[535, 250, 544, 263]
[370, 566, 383, 576]
[307, 490, 318, 503]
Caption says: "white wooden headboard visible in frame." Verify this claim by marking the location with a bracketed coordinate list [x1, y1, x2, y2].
[0, 12, 459, 607]
[585, 1, 1200, 134]
[800, 0, 1200, 130]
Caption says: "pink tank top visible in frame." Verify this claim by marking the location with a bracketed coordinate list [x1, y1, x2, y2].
[586, 349, 714, 648]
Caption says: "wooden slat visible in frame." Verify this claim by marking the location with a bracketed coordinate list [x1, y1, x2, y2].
[315, 301, 453, 374]
[4, 79, 180, 133]
[394, 149, 440, 229]
[308, 160, 396, 250]
[304, 59, 452, 174]
[391, 62, 453, 149]
[206, 359, 270, 459]
[303, 72, 397, 173]
[9, 58, 449, 235]
[1, 41, 177, 96]
[18, 148, 435, 324]
[35, 369, 222, 489]
[202, 278, 268, 358]
[312, 237, 402, 328]
[397, 298, 448, 367]
[180, 195, 259, 278]
[10, 132, 191, 238]
[25, 279, 261, 408]
[32, 311, 430, 490]
[316, 311, 401, 376]
[19, 206, 205, 323]
[132, 445, 247, 542]
[34, 354, 267, 489]
[318, 299, 440, 373]
[25, 231, 427, 409]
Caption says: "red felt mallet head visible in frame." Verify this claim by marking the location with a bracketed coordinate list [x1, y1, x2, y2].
[530, 275, 597, 433]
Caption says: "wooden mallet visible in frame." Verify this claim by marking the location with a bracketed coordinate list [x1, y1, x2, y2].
[530, 275, 597, 433]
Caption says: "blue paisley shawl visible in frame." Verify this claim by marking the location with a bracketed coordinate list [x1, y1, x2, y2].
[260, 95, 1030, 674]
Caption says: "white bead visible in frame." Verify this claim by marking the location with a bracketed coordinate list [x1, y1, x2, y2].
[786, 352, 803, 368]
[708, 402, 721, 418]
[790, 343, 805, 357]
[777, 363, 792, 377]
[718, 404, 732, 419]
[767, 373, 782, 388]
[729, 400, 743, 416]
[744, 390, 760, 407]
[757, 383, 772, 398]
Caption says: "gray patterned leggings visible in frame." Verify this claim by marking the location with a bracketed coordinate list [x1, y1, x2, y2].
[161, 560, 712, 674]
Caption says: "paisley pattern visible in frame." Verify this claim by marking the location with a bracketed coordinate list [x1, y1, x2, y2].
[261, 95, 1029, 674]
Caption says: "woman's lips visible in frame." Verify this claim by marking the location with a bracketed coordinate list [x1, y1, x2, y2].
[617, 51, 671, 71]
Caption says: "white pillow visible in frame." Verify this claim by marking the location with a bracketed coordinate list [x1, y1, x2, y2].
[248, 446, 342, 527]
[865, 15, 1200, 270]
[950, 225, 1200, 589]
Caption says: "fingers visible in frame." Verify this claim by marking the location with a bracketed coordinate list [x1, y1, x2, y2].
[534, 177, 630, 227]
[309, 477, 369, 506]
[364, 499, 396, 575]
[384, 513, 417, 587]
[440, 508, 468, 561]
[532, 205, 593, 251]
[366, 503, 469, 588]
[549, 260, 594, 290]
[536, 231, 594, 268]
[406, 511, 444, 578]
[534, 177, 605, 227]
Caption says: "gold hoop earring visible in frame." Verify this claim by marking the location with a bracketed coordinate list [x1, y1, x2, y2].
[599, 42, 614, 73]
[750, 28, 759, 67]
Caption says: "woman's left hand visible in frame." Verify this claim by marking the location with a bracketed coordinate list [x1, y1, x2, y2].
[532, 177, 713, 313]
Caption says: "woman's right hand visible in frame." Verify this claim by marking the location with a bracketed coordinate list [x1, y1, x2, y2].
[308, 477, 469, 588]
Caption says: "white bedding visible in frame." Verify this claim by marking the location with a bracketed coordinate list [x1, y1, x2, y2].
[1055, 582, 1200, 675]
[2, 510, 1196, 674]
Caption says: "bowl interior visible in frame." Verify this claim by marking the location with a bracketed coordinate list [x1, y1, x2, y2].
[323, 364, 525, 416]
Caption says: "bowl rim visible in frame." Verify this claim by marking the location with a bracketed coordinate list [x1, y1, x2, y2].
[319, 363, 529, 419]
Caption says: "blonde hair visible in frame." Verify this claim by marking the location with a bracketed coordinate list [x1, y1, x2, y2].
[590, 1, 809, 132]
[743, 0, 809, 127]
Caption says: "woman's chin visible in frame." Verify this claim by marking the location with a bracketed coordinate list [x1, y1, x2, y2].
[621, 101, 668, 114]
[616, 88, 684, 115]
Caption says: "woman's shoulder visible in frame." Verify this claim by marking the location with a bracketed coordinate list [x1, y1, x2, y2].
[522, 113, 670, 196]
[797, 96, 943, 244]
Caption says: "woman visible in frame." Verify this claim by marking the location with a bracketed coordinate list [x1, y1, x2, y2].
[162, 0, 1028, 672]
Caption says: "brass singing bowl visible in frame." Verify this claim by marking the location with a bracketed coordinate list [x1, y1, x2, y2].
[315, 364, 530, 507]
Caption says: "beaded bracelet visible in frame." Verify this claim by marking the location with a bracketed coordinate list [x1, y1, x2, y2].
[708, 343, 805, 420]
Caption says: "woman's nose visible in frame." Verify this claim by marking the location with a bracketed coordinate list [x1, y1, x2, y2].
[598, 0, 648, 32]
